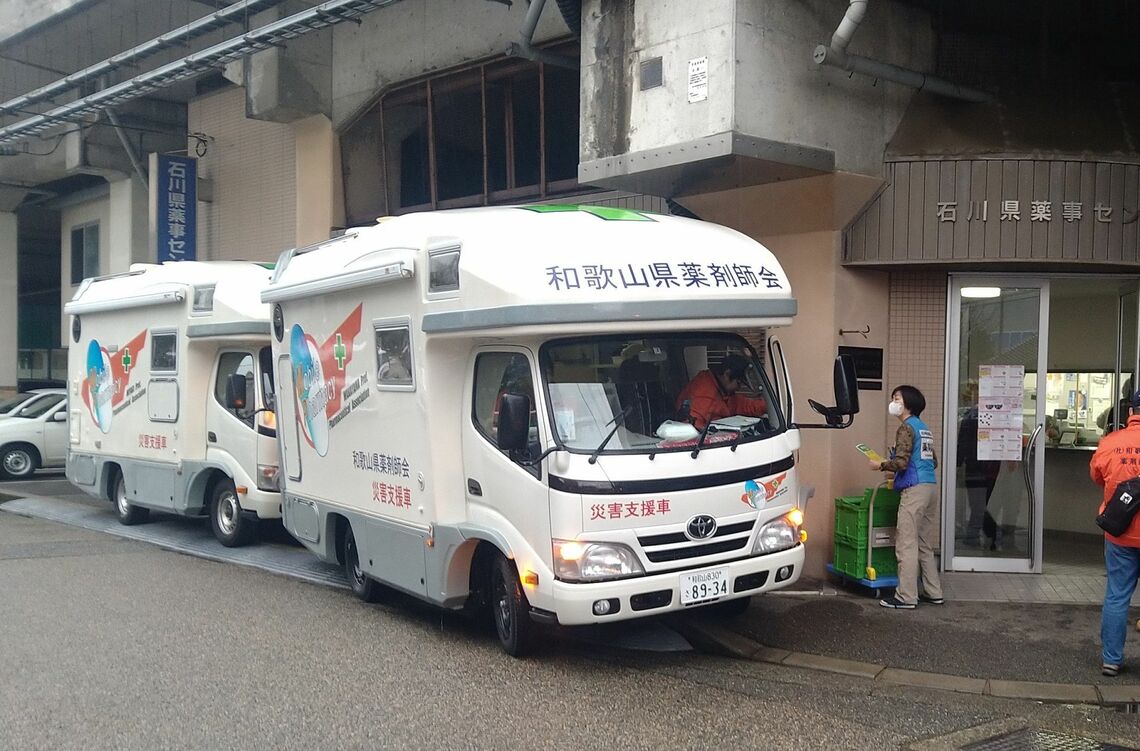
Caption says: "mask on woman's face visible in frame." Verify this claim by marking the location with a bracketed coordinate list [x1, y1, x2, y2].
[888, 401, 904, 417]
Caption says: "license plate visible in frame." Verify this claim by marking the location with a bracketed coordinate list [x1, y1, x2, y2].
[679, 566, 730, 605]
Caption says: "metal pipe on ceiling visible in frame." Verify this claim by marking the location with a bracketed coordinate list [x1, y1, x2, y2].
[0, 0, 404, 146]
[0, 0, 290, 118]
[813, 0, 993, 104]
[505, 0, 579, 69]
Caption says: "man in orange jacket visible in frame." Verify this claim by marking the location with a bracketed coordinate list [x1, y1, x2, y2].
[1089, 388, 1140, 678]
[675, 354, 767, 430]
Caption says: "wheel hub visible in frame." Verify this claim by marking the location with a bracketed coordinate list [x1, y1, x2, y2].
[217, 493, 239, 535]
[3, 451, 29, 475]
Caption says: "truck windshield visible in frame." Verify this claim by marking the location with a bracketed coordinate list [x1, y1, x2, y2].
[541, 333, 784, 455]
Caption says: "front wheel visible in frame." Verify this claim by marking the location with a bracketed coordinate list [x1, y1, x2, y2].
[113, 472, 149, 526]
[210, 478, 256, 547]
[1, 444, 38, 480]
[343, 524, 384, 603]
[491, 555, 537, 657]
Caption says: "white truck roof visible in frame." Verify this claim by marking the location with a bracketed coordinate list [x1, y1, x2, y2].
[65, 261, 274, 334]
[262, 206, 796, 333]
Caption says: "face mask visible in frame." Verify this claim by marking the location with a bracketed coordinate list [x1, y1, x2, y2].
[888, 401, 904, 417]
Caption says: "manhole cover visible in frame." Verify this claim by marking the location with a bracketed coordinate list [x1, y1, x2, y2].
[961, 729, 1136, 751]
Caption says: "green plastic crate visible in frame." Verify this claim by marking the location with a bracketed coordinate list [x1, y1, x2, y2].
[833, 488, 901, 542]
[832, 536, 898, 579]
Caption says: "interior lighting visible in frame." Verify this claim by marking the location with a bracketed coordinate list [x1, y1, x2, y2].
[961, 287, 1001, 299]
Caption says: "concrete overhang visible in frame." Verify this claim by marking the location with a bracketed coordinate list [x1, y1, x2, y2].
[578, 130, 834, 198]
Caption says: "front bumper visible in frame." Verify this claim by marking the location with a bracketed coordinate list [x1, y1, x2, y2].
[541, 544, 804, 625]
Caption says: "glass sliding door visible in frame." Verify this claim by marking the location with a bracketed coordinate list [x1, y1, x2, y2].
[945, 277, 1048, 573]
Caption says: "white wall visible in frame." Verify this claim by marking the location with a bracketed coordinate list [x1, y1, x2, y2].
[189, 87, 297, 262]
[0, 212, 17, 391]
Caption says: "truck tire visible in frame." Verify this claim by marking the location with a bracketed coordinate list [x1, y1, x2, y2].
[113, 472, 149, 526]
[491, 554, 536, 657]
[210, 478, 255, 547]
[343, 524, 385, 603]
[1, 444, 38, 480]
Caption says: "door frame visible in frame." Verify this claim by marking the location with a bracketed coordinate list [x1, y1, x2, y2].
[943, 274, 1049, 574]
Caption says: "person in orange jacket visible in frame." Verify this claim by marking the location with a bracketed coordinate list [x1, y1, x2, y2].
[1089, 388, 1140, 678]
[675, 354, 766, 430]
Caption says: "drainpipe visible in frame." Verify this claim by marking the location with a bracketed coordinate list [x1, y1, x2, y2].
[505, 0, 579, 69]
[813, 0, 993, 104]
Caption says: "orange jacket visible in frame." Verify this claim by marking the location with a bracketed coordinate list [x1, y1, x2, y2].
[1089, 413, 1140, 547]
[675, 370, 767, 430]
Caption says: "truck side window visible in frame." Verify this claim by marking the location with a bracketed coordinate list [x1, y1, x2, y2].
[376, 325, 413, 388]
[215, 352, 256, 423]
[472, 352, 537, 449]
[151, 333, 177, 373]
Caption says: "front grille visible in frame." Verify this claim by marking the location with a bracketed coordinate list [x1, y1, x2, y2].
[638, 520, 753, 547]
[630, 589, 673, 611]
[644, 537, 749, 563]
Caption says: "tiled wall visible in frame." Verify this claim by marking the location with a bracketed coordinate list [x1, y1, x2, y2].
[886, 271, 948, 457]
[189, 87, 296, 263]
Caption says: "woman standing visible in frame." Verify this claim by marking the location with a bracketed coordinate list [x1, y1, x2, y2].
[869, 385, 945, 609]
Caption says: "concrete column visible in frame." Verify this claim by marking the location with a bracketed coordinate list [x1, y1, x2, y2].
[0, 212, 17, 392]
[108, 176, 151, 270]
[294, 114, 344, 246]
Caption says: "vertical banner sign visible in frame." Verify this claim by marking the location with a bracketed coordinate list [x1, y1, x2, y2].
[156, 154, 196, 262]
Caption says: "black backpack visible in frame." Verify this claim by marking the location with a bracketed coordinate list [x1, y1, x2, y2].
[1097, 476, 1140, 537]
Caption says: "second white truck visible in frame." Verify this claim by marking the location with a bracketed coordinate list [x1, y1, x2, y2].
[65, 261, 281, 546]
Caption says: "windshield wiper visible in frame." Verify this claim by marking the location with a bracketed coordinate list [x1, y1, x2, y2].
[691, 421, 740, 459]
[588, 405, 633, 464]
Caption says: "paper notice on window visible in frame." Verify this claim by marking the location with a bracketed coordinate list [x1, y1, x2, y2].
[976, 364, 1025, 460]
[687, 57, 708, 103]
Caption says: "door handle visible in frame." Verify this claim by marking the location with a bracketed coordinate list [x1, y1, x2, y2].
[208, 432, 217, 443]
[1022, 423, 1043, 561]
[467, 478, 482, 496]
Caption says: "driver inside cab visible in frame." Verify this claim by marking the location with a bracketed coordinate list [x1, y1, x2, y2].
[675, 354, 767, 430]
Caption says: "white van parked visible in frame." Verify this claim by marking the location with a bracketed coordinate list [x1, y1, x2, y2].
[263, 205, 858, 654]
[65, 262, 281, 546]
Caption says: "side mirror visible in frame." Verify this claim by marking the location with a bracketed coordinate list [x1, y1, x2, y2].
[834, 355, 859, 416]
[52, 411, 68, 422]
[225, 373, 248, 411]
[497, 393, 530, 451]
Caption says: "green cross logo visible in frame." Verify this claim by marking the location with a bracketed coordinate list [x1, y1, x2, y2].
[333, 334, 347, 370]
[521, 204, 655, 221]
[121, 348, 132, 373]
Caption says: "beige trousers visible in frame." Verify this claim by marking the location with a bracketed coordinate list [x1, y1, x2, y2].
[894, 483, 943, 604]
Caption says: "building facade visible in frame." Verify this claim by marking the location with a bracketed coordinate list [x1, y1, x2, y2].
[2, 0, 1138, 579]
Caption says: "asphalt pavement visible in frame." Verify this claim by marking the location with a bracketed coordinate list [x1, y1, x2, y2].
[4, 474, 1140, 712]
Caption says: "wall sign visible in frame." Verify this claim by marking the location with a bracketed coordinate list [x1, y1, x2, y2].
[838, 346, 883, 391]
[155, 154, 197, 263]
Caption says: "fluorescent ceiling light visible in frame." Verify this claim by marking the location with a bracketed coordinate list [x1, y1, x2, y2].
[961, 287, 1001, 299]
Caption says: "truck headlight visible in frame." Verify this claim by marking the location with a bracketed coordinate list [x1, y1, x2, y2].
[753, 516, 799, 554]
[552, 539, 645, 582]
[256, 464, 280, 492]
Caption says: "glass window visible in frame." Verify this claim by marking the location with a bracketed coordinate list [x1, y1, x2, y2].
[428, 248, 460, 293]
[15, 393, 65, 418]
[193, 286, 215, 312]
[214, 351, 256, 422]
[376, 326, 413, 388]
[382, 84, 431, 212]
[0, 392, 35, 413]
[473, 352, 536, 448]
[541, 334, 782, 455]
[151, 333, 178, 372]
[70, 223, 99, 285]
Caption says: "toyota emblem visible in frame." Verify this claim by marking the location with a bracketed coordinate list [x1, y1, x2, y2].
[685, 514, 718, 541]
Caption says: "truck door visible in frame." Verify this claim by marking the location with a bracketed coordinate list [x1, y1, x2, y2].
[206, 350, 258, 477]
[42, 404, 69, 465]
[461, 349, 551, 564]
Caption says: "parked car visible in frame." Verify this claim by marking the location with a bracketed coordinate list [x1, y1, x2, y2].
[0, 389, 66, 420]
[0, 396, 68, 479]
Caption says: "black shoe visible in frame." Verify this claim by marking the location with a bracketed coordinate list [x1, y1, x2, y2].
[918, 595, 945, 605]
[879, 596, 915, 609]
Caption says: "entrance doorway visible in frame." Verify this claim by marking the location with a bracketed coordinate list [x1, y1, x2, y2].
[943, 275, 1140, 574]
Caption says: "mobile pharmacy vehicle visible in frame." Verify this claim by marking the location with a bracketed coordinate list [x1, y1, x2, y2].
[65, 262, 281, 546]
[263, 205, 857, 655]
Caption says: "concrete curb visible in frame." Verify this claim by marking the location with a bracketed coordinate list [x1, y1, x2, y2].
[672, 617, 1137, 709]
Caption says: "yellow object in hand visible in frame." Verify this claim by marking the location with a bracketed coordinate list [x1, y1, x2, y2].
[856, 443, 885, 464]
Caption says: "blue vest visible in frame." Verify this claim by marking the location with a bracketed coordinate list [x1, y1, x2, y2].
[894, 415, 937, 489]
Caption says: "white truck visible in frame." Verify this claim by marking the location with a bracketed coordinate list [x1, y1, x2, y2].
[65, 261, 281, 546]
[263, 205, 858, 655]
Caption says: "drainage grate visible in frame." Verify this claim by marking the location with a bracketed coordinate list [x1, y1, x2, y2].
[961, 729, 1136, 751]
